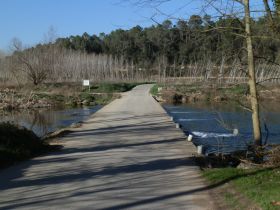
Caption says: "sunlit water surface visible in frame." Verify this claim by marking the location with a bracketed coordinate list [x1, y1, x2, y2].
[163, 102, 280, 154]
[0, 106, 102, 137]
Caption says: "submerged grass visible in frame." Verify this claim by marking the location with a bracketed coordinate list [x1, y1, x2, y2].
[202, 167, 280, 210]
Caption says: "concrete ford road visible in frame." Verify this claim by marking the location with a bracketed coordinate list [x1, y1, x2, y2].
[0, 84, 215, 210]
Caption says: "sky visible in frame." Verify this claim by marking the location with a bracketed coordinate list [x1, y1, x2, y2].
[0, 0, 199, 52]
[0, 0, 265, 53]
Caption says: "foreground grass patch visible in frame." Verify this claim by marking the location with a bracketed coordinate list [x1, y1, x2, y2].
[202, 167, 280, 210]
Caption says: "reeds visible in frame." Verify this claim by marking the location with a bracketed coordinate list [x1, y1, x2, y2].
[0, 51, 279, 86]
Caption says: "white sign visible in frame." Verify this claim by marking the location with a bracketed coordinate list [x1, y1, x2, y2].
[83, 80, 90, 86]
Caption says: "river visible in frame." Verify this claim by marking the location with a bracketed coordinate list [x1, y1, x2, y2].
[1, 102, 279, 155]
[164, 102, 280, 154]
[0, 106, 102, 137]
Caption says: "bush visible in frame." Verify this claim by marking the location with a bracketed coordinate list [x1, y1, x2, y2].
[172, 93, 183, 103]
[0, 122, 50, 168]
[79, 92, 95, 101]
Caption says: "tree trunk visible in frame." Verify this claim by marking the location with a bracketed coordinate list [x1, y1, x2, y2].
[244, 0, 262, 146]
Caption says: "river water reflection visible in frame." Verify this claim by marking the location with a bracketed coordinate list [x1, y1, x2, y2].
[163, 102, 280, 154]
[0, 106, 102, 137]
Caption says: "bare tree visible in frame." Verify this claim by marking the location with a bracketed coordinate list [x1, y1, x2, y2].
[11, 38, 57, 85]
[44, 26, 58, 44]
[243, 0, 261, 145]
[130, 0, 272, 146]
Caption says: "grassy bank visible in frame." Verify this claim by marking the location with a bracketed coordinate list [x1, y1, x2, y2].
[40, 82, 144, 106]
[155, 83, 280, 104]
[0, 122, 57, 169]
[0, 82, 145, 110]
[90, 82, 142, 93]
[202, 167, 280, 210]
[0, 82, 144, 168]
[24, 82, 144, 94]
[150, 84, 159, 96]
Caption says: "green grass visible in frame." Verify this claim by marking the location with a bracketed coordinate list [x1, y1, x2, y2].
[35, 93, 65, 102]
[93, 93, 114, 105]
[202, 167, 280, 210]
[174, 84, 199, 93]
[166, 84, 248, 96]
[150, 84, 159, 96]
[34, 85, 120, 106]
[5, 82, 147, 109]
[217, 85, 247, 95]
[22, 82, 141, 94]
[79, 92, 95, 102]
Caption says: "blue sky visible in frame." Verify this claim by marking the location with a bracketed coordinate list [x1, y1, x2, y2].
[0, 0, 265, 52]
[0, 0, 197, 51]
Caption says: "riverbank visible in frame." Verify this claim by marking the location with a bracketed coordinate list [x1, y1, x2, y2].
[0, 84, 216, 209]
[0, 82, 144, 169]
[156, 84, 280, 210]
[0, 82, 144, 110]
[153, 83, 280, 105]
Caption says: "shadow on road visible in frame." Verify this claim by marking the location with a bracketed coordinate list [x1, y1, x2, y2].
[2, 111, 265, 209]
[0, 105, 277, 209]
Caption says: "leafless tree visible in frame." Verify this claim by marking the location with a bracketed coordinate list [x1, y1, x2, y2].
[43, 26, 58, 44]
[11, 39, 58, 85]
[129, 0, 280, 146]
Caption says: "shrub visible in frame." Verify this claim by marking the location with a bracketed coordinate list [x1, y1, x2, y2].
[0, 122, 50, 168]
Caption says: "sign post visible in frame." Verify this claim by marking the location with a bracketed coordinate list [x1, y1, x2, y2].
[83, 80, 90, 92]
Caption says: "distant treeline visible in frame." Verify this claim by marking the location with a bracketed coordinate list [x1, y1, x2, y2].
[55, 15, 280, 66]
[1, 15, 280, 85]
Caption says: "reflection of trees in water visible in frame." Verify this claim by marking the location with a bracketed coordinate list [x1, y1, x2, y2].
[0, 107, 99, 137]
[28, 110, 54, 136]
[1, 109, 60, 136]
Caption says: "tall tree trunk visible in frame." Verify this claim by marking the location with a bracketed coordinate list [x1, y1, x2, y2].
[244, 0, 262, 146]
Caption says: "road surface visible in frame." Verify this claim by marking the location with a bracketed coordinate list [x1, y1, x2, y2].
[0, 84, 215, 210]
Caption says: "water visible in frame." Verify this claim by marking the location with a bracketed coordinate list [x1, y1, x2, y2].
[0, 106, 102, 137]
[164, 102, 280, 155]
